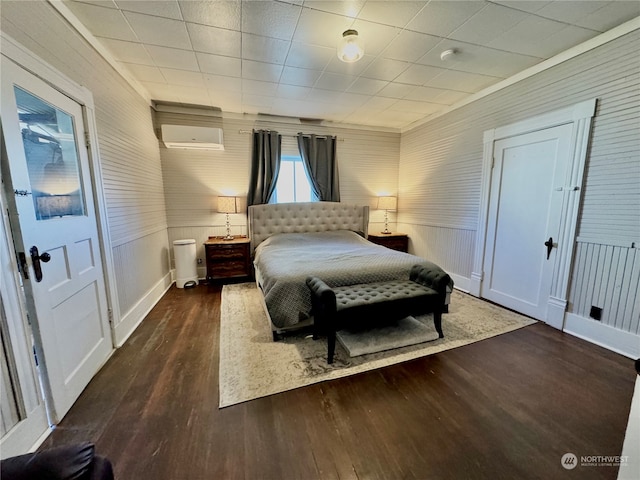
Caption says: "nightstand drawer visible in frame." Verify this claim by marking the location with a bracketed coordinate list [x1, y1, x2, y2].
[210, 260, 248, 277]
[207, 245, 246, 260]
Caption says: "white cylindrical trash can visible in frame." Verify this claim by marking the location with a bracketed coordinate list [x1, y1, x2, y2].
[173, 239, 198, 288]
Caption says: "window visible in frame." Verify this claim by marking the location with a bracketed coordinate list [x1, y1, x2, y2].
[272, 156, 317, 203]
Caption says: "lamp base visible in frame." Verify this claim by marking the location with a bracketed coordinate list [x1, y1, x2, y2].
[380, 231, 392, 235]
[222, 234, 235, 241]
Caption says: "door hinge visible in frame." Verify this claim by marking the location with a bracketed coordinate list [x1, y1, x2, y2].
[108, 308, 113, 325]
[33, 346, 39, 366]
[84, 131, 91, 148]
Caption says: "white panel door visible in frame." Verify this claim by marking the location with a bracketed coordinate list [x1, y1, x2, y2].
[1, 59, 112, 422]
[481, 124, 572, 321]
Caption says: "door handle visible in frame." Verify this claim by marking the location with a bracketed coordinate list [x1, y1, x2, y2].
[544, 237, 557, 260]
[29, 246, 51, 283]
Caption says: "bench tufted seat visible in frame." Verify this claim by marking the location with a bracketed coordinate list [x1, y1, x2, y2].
[307, 264, 451, 363]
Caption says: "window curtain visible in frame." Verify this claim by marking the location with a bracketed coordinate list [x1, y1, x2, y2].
[247, 129, 281, 207]
[297, 133, 340, 202]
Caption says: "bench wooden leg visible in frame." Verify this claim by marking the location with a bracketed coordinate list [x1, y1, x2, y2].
[327, 327, 336, 364]
[434, 311, 444, 338]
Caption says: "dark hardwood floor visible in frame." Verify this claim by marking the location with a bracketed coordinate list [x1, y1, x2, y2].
[40, 284, 636, 480]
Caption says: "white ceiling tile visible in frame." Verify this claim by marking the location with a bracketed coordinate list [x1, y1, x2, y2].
[276, 84, 311, 100]
[390, 99, 442, 115]
[143, 81, 182, 101]
[179, 1, 241, 30]
[99, 38, 155, 65]
[204, 74, 243, 92]
[512, 24, 600, 58]
[242, 1, 302, 40]
[403, 86, 449, 102]
[535, 1, 611, 25]
[406, 1, 486, 38]
[382, 30, 440, 63]
[356, 1, 425, 28]
[378, 82, 418, 99]
[426, 70, 500, 92]
[280, 66, 323, 87]
[304, 0, 366, 18]
[492, 1, 551, 14]
[120, 63, 164, 82]
[71, 0, 118, 7]
[487, 15, 566, 56]
[324, 54, 375, 75]
[187, 23, 241, 56]
[292, 8, 353, 48]
[179, 88, 212, 105]
[363, 96, 398, 110]
[242, 33, 290, 65]
[394, 64, 445, 86]
[242, 79, 278, 96]
[574, 1, 640, 31]
[242, 94, 274, 108]
[433, 89, 468, 105]
[123, 11, 191, 49]
[377, 109, 425, 126]
[338, 92, 372, 108]
[306, 89, 339, 104]
[196, 52, 241, 77]
[361, 57, 410, 81]
[427, 42, 542, 77]
[159, 68, 205, 87]
[349, 20, 401, 57]
[66, 2, 136, 41]
[315, 72, 357, 91]
[115, 1, 183, 20]
[146, 45, 199, 70]
[448, 3, 530, 45]
[346, 77, 389, 95]
[285, 43, 334, 70]
[241, 60, 284, 83]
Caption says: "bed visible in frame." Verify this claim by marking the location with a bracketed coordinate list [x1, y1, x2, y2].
[248, 201, 452, 334]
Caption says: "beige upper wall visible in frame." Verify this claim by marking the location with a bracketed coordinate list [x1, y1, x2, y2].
[156, 110, 401, 231]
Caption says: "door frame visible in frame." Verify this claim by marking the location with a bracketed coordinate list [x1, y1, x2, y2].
[1, 34, 120, 424]
[470, 99, 596, 329]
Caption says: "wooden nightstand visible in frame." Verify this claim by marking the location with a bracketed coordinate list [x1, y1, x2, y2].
[204, 237, 252, 282]
[367, 233, 409, 253]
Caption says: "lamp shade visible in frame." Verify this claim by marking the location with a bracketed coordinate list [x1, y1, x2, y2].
[217, 196, 239, 214]
[337, 29, 364, 63]
[377, 196, 397, 211]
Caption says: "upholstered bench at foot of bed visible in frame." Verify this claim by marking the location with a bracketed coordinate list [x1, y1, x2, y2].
[306, 264, 451, 364]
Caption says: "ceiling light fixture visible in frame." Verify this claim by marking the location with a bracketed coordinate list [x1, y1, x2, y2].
[337, 29, 364, 63]
[440, 48, 457, 61]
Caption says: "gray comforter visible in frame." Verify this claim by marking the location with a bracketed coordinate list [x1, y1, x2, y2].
[254, 230, 447, 329]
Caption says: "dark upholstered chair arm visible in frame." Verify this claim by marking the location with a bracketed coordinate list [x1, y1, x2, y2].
[410, 264, 451, 295]
[306, 276, 337, 313]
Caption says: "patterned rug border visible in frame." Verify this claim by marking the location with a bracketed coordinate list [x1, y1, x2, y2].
[219, 283, 536, 408]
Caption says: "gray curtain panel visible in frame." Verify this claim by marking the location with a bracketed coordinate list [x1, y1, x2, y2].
[297, 133, 340, 202]
[247, 129, 281, 207]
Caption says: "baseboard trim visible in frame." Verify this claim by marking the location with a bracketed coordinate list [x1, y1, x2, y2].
[450, 273, 470, 293]
[564, 313, 640, 359]
[114, 272, 173, 347]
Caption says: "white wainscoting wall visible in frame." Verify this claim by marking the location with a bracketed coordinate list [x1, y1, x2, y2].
[398, 30, 639, 355]
[1, 2, 171, 346]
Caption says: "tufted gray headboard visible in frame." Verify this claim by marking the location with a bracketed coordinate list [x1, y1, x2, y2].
[248, 202, 369, 255]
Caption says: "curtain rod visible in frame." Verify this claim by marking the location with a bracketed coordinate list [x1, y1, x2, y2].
[237, 129, 344, 141]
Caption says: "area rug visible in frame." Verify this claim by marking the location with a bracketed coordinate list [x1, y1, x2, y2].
[219, 283, 536, 408]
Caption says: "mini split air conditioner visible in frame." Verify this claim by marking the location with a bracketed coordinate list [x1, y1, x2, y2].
[161, 124, 224, 150]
